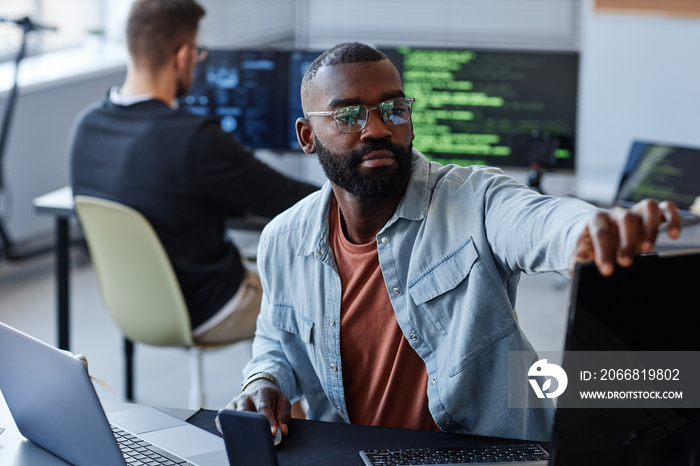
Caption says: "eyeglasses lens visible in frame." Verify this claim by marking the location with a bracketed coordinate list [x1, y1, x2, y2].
[195, 46, 208, 62]
[380, 99, 411, 125]
[335, 107, 366, 133]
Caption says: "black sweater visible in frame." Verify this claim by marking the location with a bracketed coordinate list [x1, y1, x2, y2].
[70, 96, 318, 328]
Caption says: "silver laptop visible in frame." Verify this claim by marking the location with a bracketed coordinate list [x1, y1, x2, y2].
[0, 322, 228, 466]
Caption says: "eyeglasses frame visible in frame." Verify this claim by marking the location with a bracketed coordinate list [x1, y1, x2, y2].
[173, 42, 209, 62]
[305, 97, 416, 133]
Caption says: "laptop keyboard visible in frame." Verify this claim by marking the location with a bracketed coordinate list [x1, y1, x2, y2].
[111, 425, 193, 465]
[360, 443, 549, 465]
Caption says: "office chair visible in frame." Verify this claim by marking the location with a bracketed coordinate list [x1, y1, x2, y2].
[74, 195, 248, 409]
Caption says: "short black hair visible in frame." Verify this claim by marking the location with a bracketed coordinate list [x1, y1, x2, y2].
[301, 42, 388, 110]
[127, 0, 206, 71]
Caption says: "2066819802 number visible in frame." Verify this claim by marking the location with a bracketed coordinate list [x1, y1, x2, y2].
[599, 368, 680, 381]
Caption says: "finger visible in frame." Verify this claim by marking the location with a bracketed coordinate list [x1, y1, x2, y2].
[569, 226, 594, 276]
[630, 199, 660, 252]
[611, 207, 644, 266]
[588, 212, 618, 276]
[273, 396, 292, 436]
[659, 200, 681, 239]
[251, 394, 281, 435]
[257, 387, 292, 437]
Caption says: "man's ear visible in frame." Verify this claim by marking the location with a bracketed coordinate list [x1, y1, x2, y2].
[296, 117, 316, 154]
[174, 43, 190, 71]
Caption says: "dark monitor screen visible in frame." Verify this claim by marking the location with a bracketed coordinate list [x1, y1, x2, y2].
[181, 49, 321, 151]
[380, 47, 579, 170]
[551, 251, 700, 465]
[615, 141, 700, 212]
[182, 50, 289, 149]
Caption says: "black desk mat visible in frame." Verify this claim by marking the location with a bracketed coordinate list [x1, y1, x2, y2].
[187, 409, 546, 465]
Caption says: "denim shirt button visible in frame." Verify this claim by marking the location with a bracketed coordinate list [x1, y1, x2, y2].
[381, 236, 389, 244]
[410, 333, 418, 341]
[316, 250, 323, 258]
[392, 287, 400, 295]
[337, 406, 344, 413]
[431, 378, 436, 385]
[330, 363, 338, 372]
[329, 318, 335, 326]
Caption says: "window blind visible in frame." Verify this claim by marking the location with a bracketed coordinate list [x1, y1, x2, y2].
[295, 0, 582, 52]
[197, 0, 296, 48]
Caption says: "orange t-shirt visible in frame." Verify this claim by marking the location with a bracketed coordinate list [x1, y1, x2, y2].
[329, 197, 440, 432]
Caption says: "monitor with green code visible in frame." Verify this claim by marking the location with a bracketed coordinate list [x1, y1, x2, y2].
[381, 47, 579, 171]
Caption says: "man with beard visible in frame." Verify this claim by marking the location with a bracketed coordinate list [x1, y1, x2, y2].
[69, 0, 318, 344]
[225, 43, 681, 441]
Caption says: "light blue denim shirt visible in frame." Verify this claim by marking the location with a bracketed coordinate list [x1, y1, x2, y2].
[245, 150, 599, 441]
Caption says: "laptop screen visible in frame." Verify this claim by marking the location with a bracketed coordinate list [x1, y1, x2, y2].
[550, 251, 700, 465]
[615, 141, 700, 214]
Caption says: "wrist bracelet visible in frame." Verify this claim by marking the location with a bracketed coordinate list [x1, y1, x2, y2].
[240, 372, 278, 392]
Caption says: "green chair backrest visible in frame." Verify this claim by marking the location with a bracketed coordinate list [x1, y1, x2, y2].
[74, 195, 194, 347]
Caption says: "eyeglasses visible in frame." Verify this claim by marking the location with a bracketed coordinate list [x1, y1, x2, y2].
[193, 44, 208, 62]
[174, 43, 208, 62]
[306, 97, 415, 133]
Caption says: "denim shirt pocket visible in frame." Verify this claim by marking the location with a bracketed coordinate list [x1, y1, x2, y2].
[270, 303, 314, 344]
[408, 237, 479, 335]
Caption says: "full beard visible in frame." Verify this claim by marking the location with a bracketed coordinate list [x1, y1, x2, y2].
[315, 136, 413, 203]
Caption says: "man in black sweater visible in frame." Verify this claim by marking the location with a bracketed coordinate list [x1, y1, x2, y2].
[70, 0, 318, 344]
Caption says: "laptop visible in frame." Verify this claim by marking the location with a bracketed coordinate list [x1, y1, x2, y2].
[0, 322, 228, 466]
[614, 141, 700, 226]
[360, 249, 700, 465]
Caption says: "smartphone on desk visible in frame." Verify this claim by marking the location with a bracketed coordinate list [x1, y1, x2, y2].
[217, 409, 279, 466]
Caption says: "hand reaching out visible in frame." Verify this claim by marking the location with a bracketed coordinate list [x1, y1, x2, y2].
[570, 199, 681, 276]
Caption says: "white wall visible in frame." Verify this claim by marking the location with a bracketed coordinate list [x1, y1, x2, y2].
[0, 66, 126, 242]
[577, 1, 700, 202]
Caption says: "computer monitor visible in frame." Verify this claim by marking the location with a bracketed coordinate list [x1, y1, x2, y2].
[380, 47, 579, 171]
[181, 46, 579, 168]
[551, 251, 700, 465]
[180, 49, 321, 151]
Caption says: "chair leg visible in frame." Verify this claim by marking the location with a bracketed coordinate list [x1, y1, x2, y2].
[124, 337, 135, 401]
[188, 347, 204, 409]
